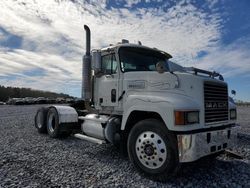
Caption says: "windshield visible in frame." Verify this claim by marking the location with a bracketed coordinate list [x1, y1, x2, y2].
[167, 60, 185, 72]
[119, 47, 169, 72]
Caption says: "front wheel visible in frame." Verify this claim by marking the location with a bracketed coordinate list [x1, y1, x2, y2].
[127, 119, 179, 181]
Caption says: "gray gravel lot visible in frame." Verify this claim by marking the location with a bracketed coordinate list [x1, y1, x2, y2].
[237, 106, 250, 133]
[0, 105, 249, 187]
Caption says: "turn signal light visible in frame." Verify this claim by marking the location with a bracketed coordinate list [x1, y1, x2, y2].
[175, 111, 185, 125]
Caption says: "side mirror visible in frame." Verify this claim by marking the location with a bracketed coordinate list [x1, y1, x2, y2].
[91, 50, 102, 75]
[156, 61, 166, 74]
[231, 90, 236, 96]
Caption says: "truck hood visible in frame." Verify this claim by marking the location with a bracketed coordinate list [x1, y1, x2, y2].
[123, 71, 226, 97]
[123, 71, 232, 129]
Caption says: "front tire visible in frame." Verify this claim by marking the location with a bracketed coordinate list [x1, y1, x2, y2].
[127, 119, 179, 181]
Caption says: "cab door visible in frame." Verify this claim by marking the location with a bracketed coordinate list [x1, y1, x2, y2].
[94, 53, 119, 107]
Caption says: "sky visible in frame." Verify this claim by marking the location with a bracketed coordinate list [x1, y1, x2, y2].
[0, 0, 249, 101]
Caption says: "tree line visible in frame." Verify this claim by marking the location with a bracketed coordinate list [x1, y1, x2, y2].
[0, 85, 72, 102]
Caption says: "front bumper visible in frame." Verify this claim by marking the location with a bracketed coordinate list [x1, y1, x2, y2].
[177, 125, 240, 163]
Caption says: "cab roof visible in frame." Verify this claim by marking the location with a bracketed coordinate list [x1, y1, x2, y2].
[99, 43, 172, 59]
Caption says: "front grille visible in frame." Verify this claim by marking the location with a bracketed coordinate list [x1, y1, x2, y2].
[204, 81, 228, 123]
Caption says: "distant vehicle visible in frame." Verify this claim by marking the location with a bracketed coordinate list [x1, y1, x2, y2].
[24, 97, 35, 105]
[47, 98, 56, 104]
[56, 97, 65, 104]
[0, 101, 5, 105]
[7, 98, 15, 105]
[7, 98, 24, 105]
[15, 98, 25, 105]
[35, 97, 47, 104]
[66, 98, 74, 104]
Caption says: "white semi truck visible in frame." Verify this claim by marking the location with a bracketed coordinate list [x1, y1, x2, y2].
[35, 25, 238, 180]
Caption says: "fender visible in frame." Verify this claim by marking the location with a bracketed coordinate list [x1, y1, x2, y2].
[49, 105, 78, 124]
[121, 92, 201, 131]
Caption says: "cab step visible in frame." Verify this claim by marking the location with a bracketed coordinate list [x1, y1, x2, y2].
[74, 133, 106, 144]
[224, 149, 243, 159]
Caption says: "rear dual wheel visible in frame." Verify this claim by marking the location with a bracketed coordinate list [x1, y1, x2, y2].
[127, 119, 179, 181]
[46, 107, 61, 138]
[35, 107, 71, 138]
[34, 107, 48, 133]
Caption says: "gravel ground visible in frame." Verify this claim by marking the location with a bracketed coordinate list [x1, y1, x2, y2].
[0, 105, 249, 187]
[237, 106, 250, 133]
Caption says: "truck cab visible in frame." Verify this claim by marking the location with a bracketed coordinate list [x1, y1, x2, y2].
[93, 41, 237, 130]
[35, 25, 238, 181]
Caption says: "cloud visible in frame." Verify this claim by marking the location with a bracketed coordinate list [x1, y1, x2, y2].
[194, 36, 250, 78]
[0, 0, 239, 97]
[124, 0, 141, 7]
[0, 48, 81, 95]
[206, 0, 220, 9]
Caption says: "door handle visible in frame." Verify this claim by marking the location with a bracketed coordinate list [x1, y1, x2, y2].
[111, 89, 116, 103]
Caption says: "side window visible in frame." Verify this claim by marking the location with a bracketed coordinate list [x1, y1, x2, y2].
[112, 54, 117, 74]
[101, 54, 117, 75]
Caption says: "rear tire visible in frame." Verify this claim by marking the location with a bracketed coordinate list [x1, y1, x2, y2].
[127, 119, 179, 181]
[34, 107, 48, 133]
[47, 107, 61, 138]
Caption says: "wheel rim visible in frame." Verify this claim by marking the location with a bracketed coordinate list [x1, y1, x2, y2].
[36, 111, 43, 129]
[48, 113, 56, 133]
[135, 131, 167, 169]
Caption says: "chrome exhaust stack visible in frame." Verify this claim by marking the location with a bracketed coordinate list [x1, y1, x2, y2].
[82, 25, 91, 101]
[82, 25, 94, 112]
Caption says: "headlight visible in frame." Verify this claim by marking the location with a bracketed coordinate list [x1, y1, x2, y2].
[186, 111, 199, 124]
[175, 111, 199, 125]
[230, 109, 237, 120]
